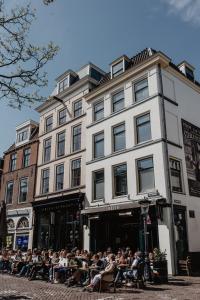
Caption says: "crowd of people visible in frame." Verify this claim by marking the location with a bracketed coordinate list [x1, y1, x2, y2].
[0, 247, 156, 292]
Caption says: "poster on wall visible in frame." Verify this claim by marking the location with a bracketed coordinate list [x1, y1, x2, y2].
[182, 119, 200, 197]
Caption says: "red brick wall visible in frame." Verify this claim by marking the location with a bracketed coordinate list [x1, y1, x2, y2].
[0, 140, 39, 210]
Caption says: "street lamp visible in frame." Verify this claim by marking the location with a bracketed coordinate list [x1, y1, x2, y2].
[139, 198, 151, 280]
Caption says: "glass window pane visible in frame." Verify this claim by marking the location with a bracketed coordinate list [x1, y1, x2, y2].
[114, 164, 127, 196]
[19, 178, 28, 203]
[136, 114, 151, 144]
[94, 170, 104, 200]
[6, 181, 13, 204]
[57, 132, 65, 157]
[112, 61, 124, 77]
[135, 78, 149, 102]
[112, 91, 124, 112]
[44, 139, 51, 162]
[94, 101, 104, 121]
[56, 164, 64, 190]
[113, 124, 125, 152]
[94, 132, 104, 158]
[59, 109, 67, 125]
[73, 125, 81, 151]
[74, 100, 82, 118]
[138, 157, 154, 192]
[71, 159, 81, 187]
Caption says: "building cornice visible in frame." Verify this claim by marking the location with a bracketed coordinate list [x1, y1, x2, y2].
[36, 76, 99, 113]
[84, 52, 170, 101]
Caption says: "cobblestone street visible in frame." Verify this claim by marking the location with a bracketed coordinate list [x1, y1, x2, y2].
[1, 274, 200, 300]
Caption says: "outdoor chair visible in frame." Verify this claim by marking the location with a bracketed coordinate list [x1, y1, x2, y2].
[98, 269, 118, 293]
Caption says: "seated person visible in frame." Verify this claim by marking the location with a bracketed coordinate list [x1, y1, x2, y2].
[0, 250, 10, 272]
[17, 249, 32, 277]
[10, 250, 23, 274]
[53, 250, 68, 283]
[123, 251, 144, 281]
[28, 250, 43, 280]
[84, 253, 116, 291]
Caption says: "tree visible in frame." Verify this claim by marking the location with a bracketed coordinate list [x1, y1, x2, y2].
[43, 0, 55, 4]
[0, 1, 59, 108]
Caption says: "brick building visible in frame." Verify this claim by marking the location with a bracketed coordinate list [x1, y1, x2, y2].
[0, 120, 39, 250]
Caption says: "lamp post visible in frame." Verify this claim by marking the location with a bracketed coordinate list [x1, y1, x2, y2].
[139, 198, 151, 275]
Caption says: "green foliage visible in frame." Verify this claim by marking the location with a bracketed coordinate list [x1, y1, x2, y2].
[0, 0, 59, 108]
[153, 248, 167, 262]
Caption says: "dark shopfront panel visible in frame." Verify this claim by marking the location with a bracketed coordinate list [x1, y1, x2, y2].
[33, 196, 83, 251]
[90, 206, 159, 253]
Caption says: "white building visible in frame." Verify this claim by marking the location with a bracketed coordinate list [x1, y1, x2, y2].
[82, 48, 200, 275]
[33, 63, 105, 250]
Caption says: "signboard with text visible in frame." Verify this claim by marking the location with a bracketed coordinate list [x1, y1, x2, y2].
[182, 119, 200, 197]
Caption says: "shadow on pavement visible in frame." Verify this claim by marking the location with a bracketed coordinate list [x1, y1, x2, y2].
[0, 296, 32, 300]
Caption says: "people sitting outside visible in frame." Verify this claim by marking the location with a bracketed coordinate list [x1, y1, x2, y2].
[10, 250, 23, 274]
[123, 251, 144, 285]
[84, 253, 116, 292]
[28, 249, 43, 280]
[52, 250, 69, 284]
[17, 249, 32, 277]
[0, 250, 10, 272]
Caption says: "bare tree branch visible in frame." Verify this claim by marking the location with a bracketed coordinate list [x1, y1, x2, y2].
[0, 1, 59, 108]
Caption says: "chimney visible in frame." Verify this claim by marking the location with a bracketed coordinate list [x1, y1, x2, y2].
[178, 61, 195, 82]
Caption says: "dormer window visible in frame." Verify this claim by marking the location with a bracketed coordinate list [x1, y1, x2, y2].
[17, 129, 28, 143]
[112, 60, 124, 78]
[58, 76, 69, 93]
[178, 61, 195, 82]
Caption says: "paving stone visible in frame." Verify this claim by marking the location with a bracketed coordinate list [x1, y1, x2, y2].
[0, 274, 200, 300]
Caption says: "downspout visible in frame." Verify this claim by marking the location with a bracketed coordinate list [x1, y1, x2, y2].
[158, 63, 177, 275]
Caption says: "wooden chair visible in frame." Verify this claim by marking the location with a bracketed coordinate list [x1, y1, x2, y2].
[98, 272, 117, 293]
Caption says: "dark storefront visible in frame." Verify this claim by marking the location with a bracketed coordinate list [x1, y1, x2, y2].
[33, 193, 84, 250]
[89, 206, 159, 253]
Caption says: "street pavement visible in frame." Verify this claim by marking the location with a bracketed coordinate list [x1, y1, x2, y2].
[0, 274, 200, 300]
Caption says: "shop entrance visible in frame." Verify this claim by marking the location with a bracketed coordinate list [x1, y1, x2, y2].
[90, 207, 158, 253]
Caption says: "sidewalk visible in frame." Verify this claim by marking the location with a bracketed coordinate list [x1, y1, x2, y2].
[0, 274, 200, 299]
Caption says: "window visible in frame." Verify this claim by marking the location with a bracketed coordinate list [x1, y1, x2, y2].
[45, 115, 53, 132]
[72, 124, 81, 152]
[71, 159, 81, 187]
[59, 76, 69, 93]
[113, 164, 127, 196]
[94, 132, 104, 159]
[58, 109, 67, 125]
[112, 90, 124, 112]
[41, 169, 49, 194]
[57, 132, 65, 157]
[113, 123, 125, 152]
[112, 60, 124, 78]
[43, 138, 51, 163]
[170, 159, 183, 193]
[23, 148, 31, 168]
[93, 100, 104, 121]
[73, 100, 82, 118]
[136, 113, 151, 144]
[17, 130, 28, 143]
[93, 170, 104, 200]
[5, 181, 14, 204]
[134, 78, 149, 102]
[10, 153, 17, 171]
[19, 178, 28, 203]
[55, 164, 64, 191]
[137, 157, 155, 193]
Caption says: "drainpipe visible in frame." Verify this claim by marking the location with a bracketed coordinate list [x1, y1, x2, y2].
[158, 63, 177, 275]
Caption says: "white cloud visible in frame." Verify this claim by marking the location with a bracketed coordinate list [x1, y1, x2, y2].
[163, 0, 200, 26]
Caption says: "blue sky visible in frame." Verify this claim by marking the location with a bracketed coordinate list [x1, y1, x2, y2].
[1, 0, 200, 155]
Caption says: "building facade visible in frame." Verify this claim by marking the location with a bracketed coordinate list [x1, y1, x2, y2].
[82, 48, 200, 275]
[33, 63, 105, 250]
[0, 120, 39, 250]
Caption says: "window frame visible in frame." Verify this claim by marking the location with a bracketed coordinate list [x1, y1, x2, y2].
[45, 115, 53, 133]
[73, 99, 82, 118]
[56, 131, 65, 157]
[17, 129, 28, 143]
[71, 158, 81, 188]
[72, 124, 81, 152]
[170, 158, 184, 193]
[111, 60, 124, 78]
[41, 168, 50, 194]
[58, 108, 67, 125]
[23, 148, 31, 168]
[93, 99, 104, 122]
[5, 181, 14, 205]
[133, 77, 149, 102]
[112, 122, 126, 153]
[43, 138, 52, 163]
[137, 156, 155, 194]
[93, 131, 104, 159]
[18, 177, 28, 204]
[135, 112, 152, 144]
[111, 89, 125, 113]
[10, 153, 17, 171]
[58, 76, 69, 93]
[113, 163, 128, 197]
[93, 169, 104, 202]
[55, 163, 64, 191]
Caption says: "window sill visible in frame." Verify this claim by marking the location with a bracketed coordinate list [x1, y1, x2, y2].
[92, 198, 105, 203]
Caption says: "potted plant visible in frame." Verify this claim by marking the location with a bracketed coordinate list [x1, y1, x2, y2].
[152, 248, 168, 283]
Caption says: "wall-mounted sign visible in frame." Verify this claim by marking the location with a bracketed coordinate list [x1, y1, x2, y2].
[182, 119, 200, 197]
[16, 235, 29, 248]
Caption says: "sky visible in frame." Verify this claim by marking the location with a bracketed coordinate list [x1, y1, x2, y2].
[0, 0, 200, 156]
